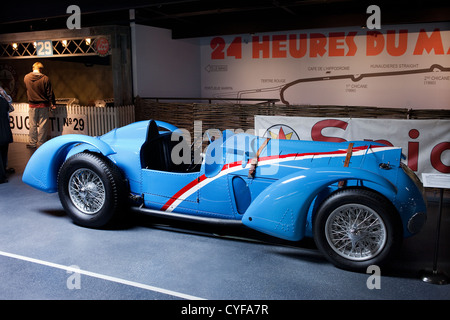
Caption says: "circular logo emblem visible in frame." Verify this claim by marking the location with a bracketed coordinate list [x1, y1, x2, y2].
[94, 37, 110, 57]
[264, 124, 299, 140]
[0, 64, 18, 99]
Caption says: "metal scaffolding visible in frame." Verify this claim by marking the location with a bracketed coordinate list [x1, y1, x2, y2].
[0, 37, 107, 59]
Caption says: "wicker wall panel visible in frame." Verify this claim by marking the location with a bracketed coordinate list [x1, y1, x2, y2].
[135, 97, 450, 134]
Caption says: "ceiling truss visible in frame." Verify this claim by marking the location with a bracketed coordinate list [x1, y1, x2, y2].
[0, 37, 106, 59]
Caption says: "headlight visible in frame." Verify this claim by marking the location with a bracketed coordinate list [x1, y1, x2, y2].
[408, 211, 427, 234]
[401, 163, 427, 234]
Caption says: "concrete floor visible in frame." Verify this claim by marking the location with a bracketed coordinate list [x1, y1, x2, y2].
[0, 142, 449, 301]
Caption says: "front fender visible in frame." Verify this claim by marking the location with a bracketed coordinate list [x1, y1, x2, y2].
[242, 167, 397, 241]
[22, 134, 116, 193]
[154, 120, 181, 133]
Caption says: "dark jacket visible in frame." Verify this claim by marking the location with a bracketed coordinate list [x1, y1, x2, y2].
[0, 97, 13, 145]
[24, 72, 56, 105]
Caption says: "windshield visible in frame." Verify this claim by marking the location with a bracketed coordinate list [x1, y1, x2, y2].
[204, 131, 258, 177]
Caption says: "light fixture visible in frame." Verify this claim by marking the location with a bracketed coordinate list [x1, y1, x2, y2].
[85, 38, 91, 45]
[62, 40, 68, 47]
[12, 43, 18, 50]
[33, 42, 37, 48]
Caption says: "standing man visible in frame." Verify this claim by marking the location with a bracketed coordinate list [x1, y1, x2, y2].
[24, 62, 56, 148]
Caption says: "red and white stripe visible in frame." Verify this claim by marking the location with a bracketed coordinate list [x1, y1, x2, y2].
[161, 145, 396, 212]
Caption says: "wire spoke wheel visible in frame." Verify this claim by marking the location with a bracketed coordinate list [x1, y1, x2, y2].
[325, 204, 387, 261]
[314, 188, 401, 271]
[68, 168, 106, 214]
[58, 152, 127, 228]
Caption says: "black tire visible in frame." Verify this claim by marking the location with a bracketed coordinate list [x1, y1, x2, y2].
[313, 188, 402, 272]
[57, 152, 127, 228]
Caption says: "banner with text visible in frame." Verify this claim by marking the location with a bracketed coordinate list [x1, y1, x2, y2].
[255, 115, 450, 177]
[9, 110, 87, 136]
[201, 23, 450, 109]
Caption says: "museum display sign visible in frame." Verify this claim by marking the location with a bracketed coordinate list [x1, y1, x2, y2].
[200, 22, 449, 109]
[255, 115, 450, 177]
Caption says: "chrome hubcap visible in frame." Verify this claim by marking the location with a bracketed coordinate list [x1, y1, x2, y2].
[325, 204, 387, 261]
[68, 168, 106, 214]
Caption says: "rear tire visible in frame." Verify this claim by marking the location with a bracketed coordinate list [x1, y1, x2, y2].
[57, 152, 126, 228]
[313, 188, 402, 272]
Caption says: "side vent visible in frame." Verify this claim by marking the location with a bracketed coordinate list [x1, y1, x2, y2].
[232, 176, 251, 214]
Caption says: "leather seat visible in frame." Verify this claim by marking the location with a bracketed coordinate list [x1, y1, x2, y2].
[141, 120, 170, 171]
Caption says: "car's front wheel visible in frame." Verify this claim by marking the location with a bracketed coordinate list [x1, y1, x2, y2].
[58, 152, 126, 228]
[313, 188, 402, 272]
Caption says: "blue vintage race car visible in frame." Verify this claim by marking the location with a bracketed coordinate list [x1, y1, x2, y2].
[22, 120, 427, 271]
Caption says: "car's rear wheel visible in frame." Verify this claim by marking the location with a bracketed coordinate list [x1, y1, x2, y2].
[313, 188, 402, 272]
[58, 152, 126, 228]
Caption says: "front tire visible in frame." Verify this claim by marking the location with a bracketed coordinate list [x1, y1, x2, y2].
[58, 152, 126, 228]
[313, 188, 402, 272]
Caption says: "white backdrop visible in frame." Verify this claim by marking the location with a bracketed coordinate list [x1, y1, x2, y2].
[255, 115, 450, 177]
[201, 22, 450, 109]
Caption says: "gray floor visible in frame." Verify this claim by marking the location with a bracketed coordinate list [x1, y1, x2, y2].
[0, 142, 449, 301]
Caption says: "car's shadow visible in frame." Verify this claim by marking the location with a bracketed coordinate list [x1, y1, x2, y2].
[133, 212, 450, 280]
[38, 206, 449, 280]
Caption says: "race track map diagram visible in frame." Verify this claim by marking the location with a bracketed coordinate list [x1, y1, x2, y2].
[233, 64, 449, 105]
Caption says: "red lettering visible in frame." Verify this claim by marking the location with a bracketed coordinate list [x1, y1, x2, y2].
[366, 30, 408, 56]
[311, 119, 348, 142]
[227, 37, 242, 59]
[413, 28, 445, 55]
[407, 129, 420, 171]
[289, 34, 307, 58]
[366, 31, 384, 56]
[252, 35, 270, 58]
[329, 32, 346, 57]
[386, 30, 408, 56]
[210, 36, 242, 59]
[310, 33, 327, 57]
[249, 31, 359, 59]
[272, 35, 287, 58]
[345, 32, 358, 56]
[210, 37, 225, 59]
[430, 142, 450, 173]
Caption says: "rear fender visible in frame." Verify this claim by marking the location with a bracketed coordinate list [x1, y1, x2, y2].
[242, 167, 397, 241]
[22, 134, 115, 193]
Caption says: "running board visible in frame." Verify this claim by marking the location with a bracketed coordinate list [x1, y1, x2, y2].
[130, 205, 243, 226]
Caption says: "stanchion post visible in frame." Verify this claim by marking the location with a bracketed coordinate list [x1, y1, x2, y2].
[420, 173, 449, 285]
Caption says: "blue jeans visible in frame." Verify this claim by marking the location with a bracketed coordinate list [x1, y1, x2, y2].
[28, 107, 49, 146]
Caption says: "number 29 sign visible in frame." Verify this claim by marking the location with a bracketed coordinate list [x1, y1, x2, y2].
[35, 40, 54, 57]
